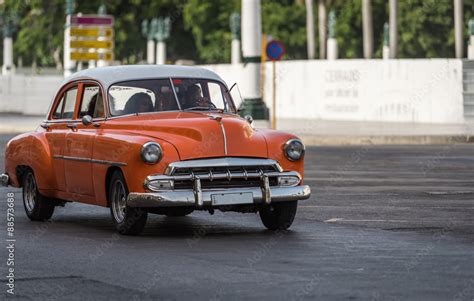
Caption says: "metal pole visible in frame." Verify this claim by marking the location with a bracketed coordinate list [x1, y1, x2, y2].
[389, 0, 398, 59]
[271, 61, 276, 129]
[362, 0, 373, 59]
[305, 0, 315, 59]
[318, 0, 327, 59]
[454, 0, 464, 58]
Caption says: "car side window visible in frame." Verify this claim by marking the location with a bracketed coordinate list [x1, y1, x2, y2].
[52, 87, 78, 119]
[79, 85, 104, 119]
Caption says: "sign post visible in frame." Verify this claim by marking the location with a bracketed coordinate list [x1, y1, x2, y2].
[265, 40, 285, 130]
[65, 11, 114, 76]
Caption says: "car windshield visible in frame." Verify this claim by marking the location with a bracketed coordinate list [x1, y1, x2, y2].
[108, 78, 236, 116]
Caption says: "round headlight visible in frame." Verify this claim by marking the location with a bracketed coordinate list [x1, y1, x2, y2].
[284, 139, 305, 161]
[141, 142, 162, 164]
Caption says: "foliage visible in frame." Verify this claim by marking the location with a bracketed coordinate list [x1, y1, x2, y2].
[0, 0, 473, 67]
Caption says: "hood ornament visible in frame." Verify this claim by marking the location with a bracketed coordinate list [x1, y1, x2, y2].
[208, 114, 222, 121]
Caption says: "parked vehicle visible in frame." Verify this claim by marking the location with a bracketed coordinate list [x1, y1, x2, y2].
[1, 65, 310, 235]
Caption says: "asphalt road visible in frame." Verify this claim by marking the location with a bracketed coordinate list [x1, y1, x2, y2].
[0, 133, 473, 300]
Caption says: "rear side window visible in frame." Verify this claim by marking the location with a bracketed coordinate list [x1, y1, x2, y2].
[53, 87, 78, 119]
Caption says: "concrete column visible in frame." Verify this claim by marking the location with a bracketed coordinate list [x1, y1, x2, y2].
[326, 10, 337, 60]
[389, 0, 398, 59]
[63, 14, 75, 77]
[305, 0, 315, 59]
[362, 0, 373, 59]
[147, 39, 155, 64]
[231, 39, 241, 64]
[454, 0, 464, 58]
[318, 0, 327, 59]
[469, 19, 474, 60]
[383, 22, 390, 59]
[239, 0, 269, 121]
[156, 41, 166, 65]
[2, 37, 14, 75]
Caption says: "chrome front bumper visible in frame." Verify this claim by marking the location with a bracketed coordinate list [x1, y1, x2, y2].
[0, 173, 9, 187]
[127, 185, 311, 208]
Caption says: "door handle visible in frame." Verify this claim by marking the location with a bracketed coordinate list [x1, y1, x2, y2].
[67, 123, 78, 132]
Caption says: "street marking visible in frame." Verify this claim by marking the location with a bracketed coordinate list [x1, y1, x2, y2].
[324, 218, 412, 223]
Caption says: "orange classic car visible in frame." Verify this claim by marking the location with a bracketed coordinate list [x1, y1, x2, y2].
[1, 65, 311, 235]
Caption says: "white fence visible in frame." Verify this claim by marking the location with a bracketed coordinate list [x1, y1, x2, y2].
[0, 59, 468, 125]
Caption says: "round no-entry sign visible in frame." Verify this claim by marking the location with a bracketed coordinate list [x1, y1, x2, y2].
[266, 40, 286, 61]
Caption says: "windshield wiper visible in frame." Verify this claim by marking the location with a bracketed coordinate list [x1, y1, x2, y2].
[183, 106, 224, 113]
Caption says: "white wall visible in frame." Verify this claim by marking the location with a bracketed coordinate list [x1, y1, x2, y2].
[204, 59, 465, 124]
[0, 59, 466, 125]
[0, 74, 62, 115]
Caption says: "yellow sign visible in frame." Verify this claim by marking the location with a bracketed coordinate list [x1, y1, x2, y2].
[70, 52, 114, 61]
[70, 27, 113, 38]
[70, 40, 114, 49]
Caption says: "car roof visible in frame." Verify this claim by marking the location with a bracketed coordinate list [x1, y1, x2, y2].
[62, 65, 226, 89]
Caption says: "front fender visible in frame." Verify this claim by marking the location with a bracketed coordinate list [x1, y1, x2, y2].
[92, 132, 181, 206]
[259, 129, 305, 179]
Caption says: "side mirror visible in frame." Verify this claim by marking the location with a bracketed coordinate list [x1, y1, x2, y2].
[82, 115, 93, 126]
[244, 115, 253, 125]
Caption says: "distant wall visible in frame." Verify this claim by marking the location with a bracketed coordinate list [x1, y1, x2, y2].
[0, 59, 467, 125]
[204, 59, 465, 124]
[0, 74, 62, 115]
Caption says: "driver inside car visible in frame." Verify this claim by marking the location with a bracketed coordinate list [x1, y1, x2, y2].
[183, 84, 215, 109]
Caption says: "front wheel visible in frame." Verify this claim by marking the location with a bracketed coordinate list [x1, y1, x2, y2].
[259, 201, 298, 230]
[22, 170, 55, 221]
[109, 171, 147, 235]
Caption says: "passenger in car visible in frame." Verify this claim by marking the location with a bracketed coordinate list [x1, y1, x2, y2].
[123, 93, 154, 114]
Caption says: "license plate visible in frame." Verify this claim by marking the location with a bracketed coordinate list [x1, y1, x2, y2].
[211, 192, 254, 206]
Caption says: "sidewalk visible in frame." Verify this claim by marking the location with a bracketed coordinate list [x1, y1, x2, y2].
[1, 114, 473, 145]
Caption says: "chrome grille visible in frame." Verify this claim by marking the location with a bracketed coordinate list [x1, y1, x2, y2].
[171, 165, 279, 189]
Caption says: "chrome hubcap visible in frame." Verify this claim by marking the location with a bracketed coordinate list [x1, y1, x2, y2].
[23, 173, 36, 213]
[111, 180, 127, 223]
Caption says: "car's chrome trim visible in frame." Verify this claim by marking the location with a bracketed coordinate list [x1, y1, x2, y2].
[146, 171, 301, 190]
[164, 157, 283, 175]
[52, 155, 127, 166]
[127, 185, 311, 208]
[0, 173, 9, 187]
[219, 121, 228, 155]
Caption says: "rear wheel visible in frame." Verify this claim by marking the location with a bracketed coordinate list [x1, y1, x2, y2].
[109, 171, 147, 235]
[22, 170, 55, 221]
[259, 201, 298, 230]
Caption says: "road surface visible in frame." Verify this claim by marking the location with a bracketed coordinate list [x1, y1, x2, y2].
[0, 133, 473, 300]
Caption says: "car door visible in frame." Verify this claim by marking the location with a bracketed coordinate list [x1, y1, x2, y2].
[64, 82, 104, 198]
[44, 83, 79, 193]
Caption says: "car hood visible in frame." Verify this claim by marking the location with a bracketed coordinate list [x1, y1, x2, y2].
[106, 112, 268, 160]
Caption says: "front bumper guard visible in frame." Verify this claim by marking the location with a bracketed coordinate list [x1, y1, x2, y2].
[127, 184, 311, 208]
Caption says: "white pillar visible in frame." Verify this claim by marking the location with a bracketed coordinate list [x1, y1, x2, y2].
[2, 37, 14, 75]
[241, 0, 262, 100]
[327, 38, 338, 60]
[362, 0, 373, 59]
[156, 41, 166, 65]
[305, 0, 315, 59]
[383, 45, 390, 60]
[389, 0, 398, 59]
[454, 0, 464, 58]
[147, 39, 155, 64]
[231, 39, 241, 65]
[63, 15, 75, 77]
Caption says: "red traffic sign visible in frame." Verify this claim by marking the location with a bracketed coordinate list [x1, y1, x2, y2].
[71, 15, 114, 26]
[266, 40, 286, 61]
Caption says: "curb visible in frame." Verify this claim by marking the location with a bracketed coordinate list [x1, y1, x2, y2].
[300, 135, 474, 145]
